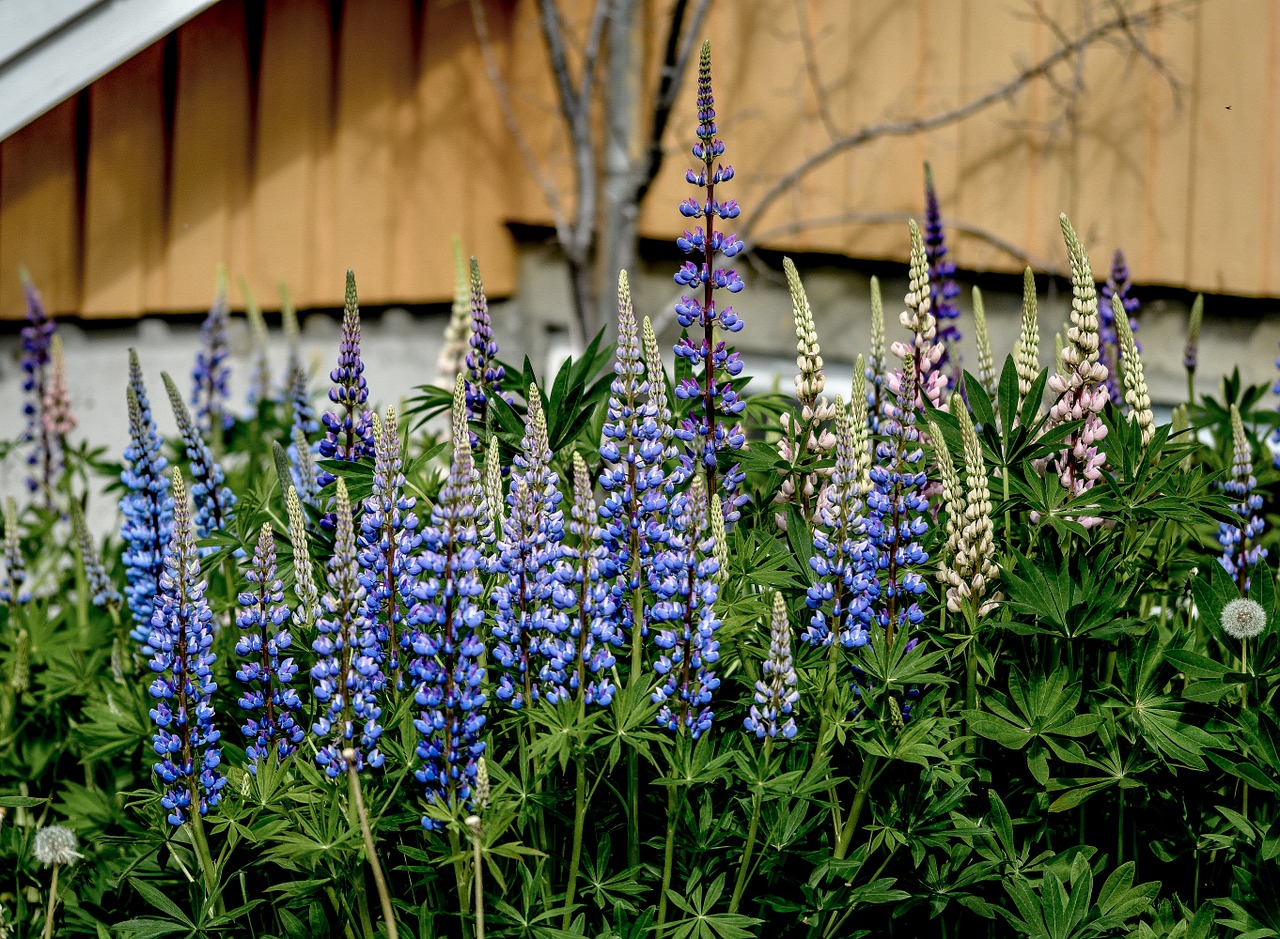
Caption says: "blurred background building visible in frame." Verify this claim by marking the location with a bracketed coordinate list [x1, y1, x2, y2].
[0, 0, 1275, 454]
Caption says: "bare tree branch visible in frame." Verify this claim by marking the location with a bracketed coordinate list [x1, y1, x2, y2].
[794, 0, 841, 143]
[739, 0, 1192, 249]
[468, 0, 571, 246]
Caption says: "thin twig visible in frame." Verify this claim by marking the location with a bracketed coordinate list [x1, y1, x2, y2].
[794, 0, 841, 143]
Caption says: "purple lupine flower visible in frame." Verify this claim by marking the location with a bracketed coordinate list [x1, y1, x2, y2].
[317, 271, 375, 489]
[163, 373, 236, 541]
[235, 523, 303, 770]
[191, 276, 232, 439]
[146, 469, 225, 825]
[1098, 249, 1140, 404]
[887, 222, 948, 419]
[491, 389, 568, 708]
[866, 361, 930, 647]
[357, 408, 421, 692]
[19, 273, 60, 506]
[463, 258, 505, 441]
[563, 453, 622, 707]
[649, 476, 721, 738]
[923, 164, 961, 377]
[1039, 217, 1109, 527]
[43, 335, 75, 442]
[1, 498, 30, 605]
[407, 378, 487, 828]
[806, 395, 877, 649]
[311, 478, 384, 777]
[287, 363, 321, 498]
[744, 591, 798, 740]
[599, 276, 670, 649]
[673, 40, 747, 527]
[122, 354, 174, 647]
[1220, 405, 1267, 591]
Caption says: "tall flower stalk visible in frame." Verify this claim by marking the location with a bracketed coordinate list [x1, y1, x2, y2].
[1015, 268, 1042, 412]
[437, 237, 473, 386]
[1219, 405, 1266, 592]
[889, 222, 947, 416]
[317, 271, 375, 490]
[191, 273, 232, 446]
[19, 273, 60, 508]
[163, 373, 236, 541]
[463, 258, 506, 442]
[673, 40, 747, 525]
[1099, 249, 1140, 405]
[923, 164, 962, 378]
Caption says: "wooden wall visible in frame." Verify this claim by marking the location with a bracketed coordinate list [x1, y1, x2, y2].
[0, 0, 1275, 320]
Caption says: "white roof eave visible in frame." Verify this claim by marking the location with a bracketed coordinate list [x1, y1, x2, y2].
[0, 0, 220, 142]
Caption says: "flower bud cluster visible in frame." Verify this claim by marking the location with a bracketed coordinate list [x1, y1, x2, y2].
[1, 499, 29, 605]
[744, 591, 798, 739]
[164, 373, 236, 541]
[122, 356, 174, 646]
[923, 165, 962, 378]
[1098, 248, 1140, 405]
[886, 222, 947, 418]
[317, 271, 375, 488]
[463, 258, 506, 437]
[19, 274, 61, 502]
[1113, 295, 1154, 447]
[191, 276, 232, 437]
[1219, 405, 1267, 589]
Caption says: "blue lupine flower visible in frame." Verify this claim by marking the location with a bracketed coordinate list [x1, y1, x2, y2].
[649, 477, 721, 738]
[19, 273, 60, 503]
[491, 389, 568, 708]
[923, 164, 961, 377]
[1, 498, 29, 605]
[317, 271, 375, 489]
[407, 378, 487, 828]
[191, 276, 232, 438]
[672, 41, 747, 527]
[71, 500, 120, 608]
[163, 373, 236, 541]
[357, 407, 421, 692]
[867, 360, 930, 645]
[122, 354, 174, 647]
[311, 478, 384, 776]
[287, 363, 321, 498]
[806, 395, 877, 649]
[235, 523, 303, 770]
[146, 469, 225, 825]
[1099, 249, 1140, 405]
[745, 591, 799, 739]
[1220, 405, 1267, 590]
[463, 257, 506, 440]
[600, 276, 670, 646]
[563, 453, 622, 707]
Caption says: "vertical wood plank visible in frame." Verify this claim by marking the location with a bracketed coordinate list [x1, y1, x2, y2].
[0, 98, 80, 319]
[247, 0, 333, 309]
[82, 40, 167, 318]
[165, 0, 252, 311]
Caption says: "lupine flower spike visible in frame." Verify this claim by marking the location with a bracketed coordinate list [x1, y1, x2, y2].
[923, 163, 962, 379]
[643, 316, 676, 461]
[482, 437, 504, 551]
[70, 499, 120, 608]
[1098, 249, 1140, 404]
[867, 277, 886, 429]
[774, 259, 837, 527]
[463, 257, 505, 442]
[1038, 216, 1109, 527]
[971, 287, 997, 402]
[19, 272, 59, 506]
[1114, 295, 1154, 447]
[564, 451, 621, 705]
[317, 271, 375, 489]
[649, 475, 722, 737]
[889, 221, 947, 417]
[1185, 294, 1204, 403]
[492, 387, 567, 707]
[43, 334, 76, 445]
[437, 236, 473, 386]
[163, 373, 236, 541]
[146, 468, 225, 825]
[409, 375, 487, 826]
[235, 523, 303, 770]
[744, 591, 798, 740]
[1, 498, 29, 605]
[357, 407, 421, 691]
[949, 403, 999, 616]
[240, 278, 272, 412]
[291, 426, 320, 507]
[281, 284, 301, 371]
[928, 413, 965, 585]
[311, 478, 384, 776]
[600, 274, 668, 649]
[1015, 268, 1041, 410]
[191, 271, 232, 441]
[122, 357, 174, 646]
[1219, 405, 1266, 592]
[286, 486, 321, 634]
[868, 358, 930, 648]
[674, 40, 747, 525]
[806, 392, 876, 649]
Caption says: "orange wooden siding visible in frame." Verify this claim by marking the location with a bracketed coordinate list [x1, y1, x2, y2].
[0, 0, 1275, 320]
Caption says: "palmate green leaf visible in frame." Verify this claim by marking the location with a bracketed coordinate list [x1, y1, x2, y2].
[964, 370, 997, 428]
[129, 877, 195, 928]
[664, 875, 763, 939]
[999, 354, 1020, 433]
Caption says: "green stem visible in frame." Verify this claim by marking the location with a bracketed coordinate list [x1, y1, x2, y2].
[41, 864, 60, 939]
[189, 811, 223, 916]
[347, 763, 398, 939]
[470, 823, 485, 939]
[655, 784, 679, 935]
[562, 753, 588, 928]
[833, 756, 877, 861]
[1116, 790, 1124, 865]
[728, 740, 771, 914]
[447, 828, 473, 939]
[627, 582, 644, 869]
[324, 885, 359, 939]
